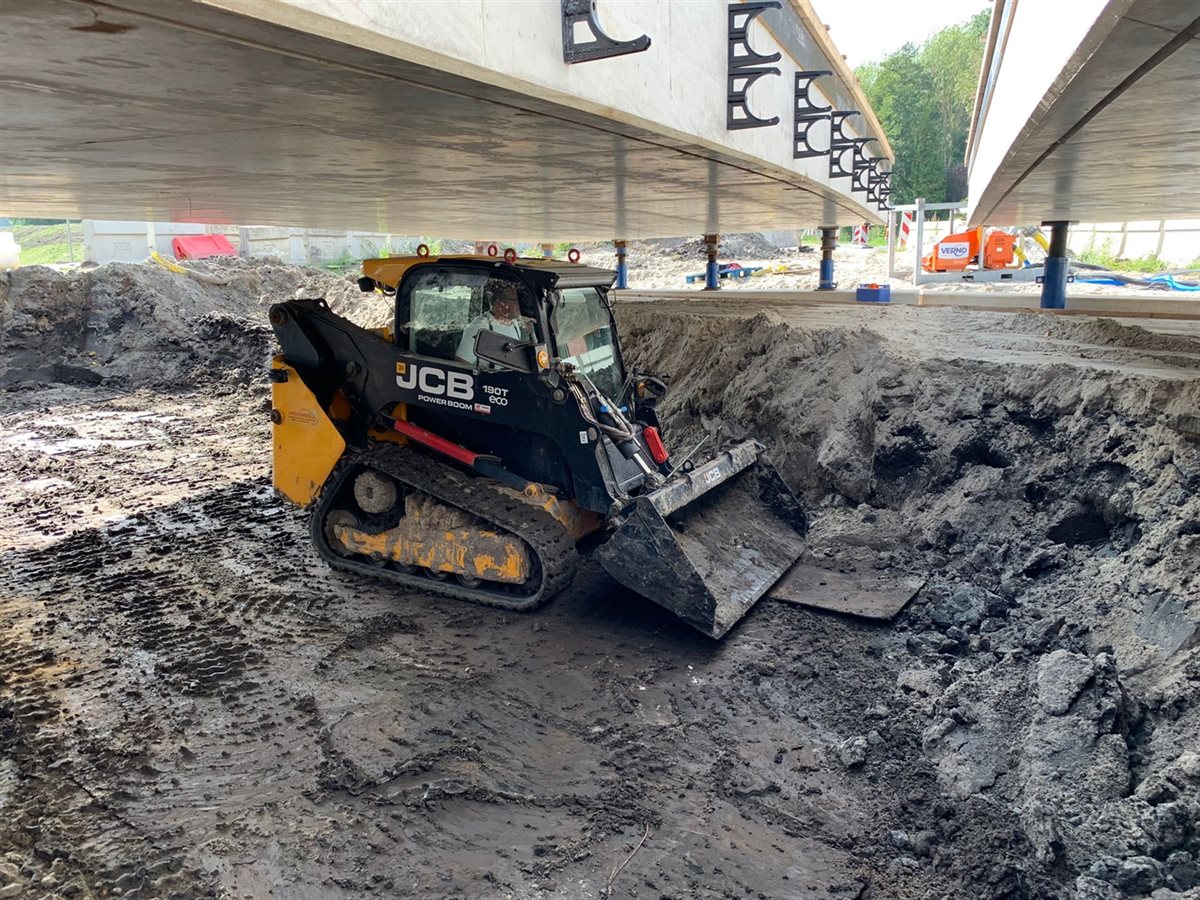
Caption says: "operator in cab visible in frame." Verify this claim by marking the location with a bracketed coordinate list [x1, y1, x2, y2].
[455, 279, 534, 370]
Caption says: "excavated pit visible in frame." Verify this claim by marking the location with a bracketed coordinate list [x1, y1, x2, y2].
[1, 260, 1198, 900]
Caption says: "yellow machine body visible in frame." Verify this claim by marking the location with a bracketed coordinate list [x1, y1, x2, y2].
[362, 254, 582, 291]
[331, 512, 531, 583]
[271, 356, 346, 507]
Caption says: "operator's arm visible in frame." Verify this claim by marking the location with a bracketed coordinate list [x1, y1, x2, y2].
[455, 318, 485, 365]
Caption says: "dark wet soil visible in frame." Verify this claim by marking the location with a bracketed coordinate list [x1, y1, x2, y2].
[2, 262, 1197, 900]
[0, 387, 899, 900]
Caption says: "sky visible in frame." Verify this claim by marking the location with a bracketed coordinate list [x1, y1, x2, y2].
[807, 0, 992, 68]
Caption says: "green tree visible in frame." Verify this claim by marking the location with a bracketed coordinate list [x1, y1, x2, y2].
[857, 10, 990, 205]
[859, 44, 943, 204]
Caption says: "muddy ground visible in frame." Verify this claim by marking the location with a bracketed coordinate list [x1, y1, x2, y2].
[1, 259, 1198, 900]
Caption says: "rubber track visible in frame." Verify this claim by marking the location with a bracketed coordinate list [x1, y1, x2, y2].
[310, 445, 578, 612]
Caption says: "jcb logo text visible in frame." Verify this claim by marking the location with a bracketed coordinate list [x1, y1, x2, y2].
[396, 362, 474, 400]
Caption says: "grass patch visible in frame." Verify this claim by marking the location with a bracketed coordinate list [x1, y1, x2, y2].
[321, 249, 359, 273]
[320, 241, 421, 273]
[1075, 237, 1174, 273]
[12, 222, 79, 248]
[814, 227, 888, 248]
[19, 242, 73, 265]
[11, 221, 82, 264]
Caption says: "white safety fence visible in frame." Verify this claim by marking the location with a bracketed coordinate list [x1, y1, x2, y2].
[1068, 220, 1200, 265]
[891, 215, 1200, 262]
[80, 221, 403, 266]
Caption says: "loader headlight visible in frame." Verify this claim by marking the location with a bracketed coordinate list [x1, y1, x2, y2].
[536, 347, 551, 370]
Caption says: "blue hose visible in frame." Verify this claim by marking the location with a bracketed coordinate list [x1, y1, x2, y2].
[1148, 275, 1200, 292]
[1077, 274, 1200, 292]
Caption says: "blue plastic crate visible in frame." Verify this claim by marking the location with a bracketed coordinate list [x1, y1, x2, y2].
[855, 283, 891, 303]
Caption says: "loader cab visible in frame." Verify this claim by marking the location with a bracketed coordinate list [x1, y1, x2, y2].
[550, 285, 622, 399]
[376, 258, 626, 394]
[393, 264, 540, 364]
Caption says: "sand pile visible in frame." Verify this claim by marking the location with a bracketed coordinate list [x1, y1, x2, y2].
[0, 258, 387, 389]
[619, 304, 1200, 898]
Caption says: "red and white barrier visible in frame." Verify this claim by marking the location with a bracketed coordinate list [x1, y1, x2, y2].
[898, 211, 913, 249]
[852, 224, 869, 246]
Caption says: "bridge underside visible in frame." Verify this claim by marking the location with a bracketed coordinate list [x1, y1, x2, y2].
[968, 3, 1200, 226]
[0, 0, 877, 240]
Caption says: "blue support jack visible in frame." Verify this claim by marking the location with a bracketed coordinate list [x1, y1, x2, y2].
[1040, 221, 1070, 309]
[818, 226, 837, 290]
[704, 234, 720, 290]
[614, 239, 628, 289]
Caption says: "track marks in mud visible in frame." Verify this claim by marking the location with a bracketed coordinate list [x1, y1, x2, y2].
[0, 462, 350, 897]
[0, 605, 212, 897]
[0, 387, 270, 552]
[295, 584, 876, 895]
[0, 396, 891, 898]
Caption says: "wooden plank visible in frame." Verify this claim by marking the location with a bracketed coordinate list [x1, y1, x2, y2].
[769, 562, 924, 620]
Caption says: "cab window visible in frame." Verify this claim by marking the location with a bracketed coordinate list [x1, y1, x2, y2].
[552, 287, 622, 398]
[399, 268, 528, 361]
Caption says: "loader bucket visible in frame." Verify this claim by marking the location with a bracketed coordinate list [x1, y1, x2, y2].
[596, 440, 807, 639]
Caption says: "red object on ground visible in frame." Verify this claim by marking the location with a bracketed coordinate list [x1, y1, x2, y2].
[642, 426, 669, 464]
[171, 234, 236, 260]
[392, 418, 478, 466]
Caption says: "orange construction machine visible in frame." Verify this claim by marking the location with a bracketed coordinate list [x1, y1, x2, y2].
[923, 227, 1018, 273]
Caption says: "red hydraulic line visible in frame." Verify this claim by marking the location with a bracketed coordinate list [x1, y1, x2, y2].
[392, 419, 477, 466]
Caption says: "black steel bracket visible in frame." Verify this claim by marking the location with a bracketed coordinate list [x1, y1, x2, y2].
[829, 110, 864, 178]
[728, 1, 782, 130]
[729, 1, 782, 68]
[876, 171, 893, 210]
[866, 158, 882, 202]
[562, 0, 651, 64]
[793, 70, 832, 159]
[867, 158, 891, 204]
[830, 110, 859, 142]
[851, 141, 876, 192]
[831, 136, 869, 179]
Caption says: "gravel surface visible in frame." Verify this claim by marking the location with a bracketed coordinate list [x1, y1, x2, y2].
[0, 259, 1197, 900]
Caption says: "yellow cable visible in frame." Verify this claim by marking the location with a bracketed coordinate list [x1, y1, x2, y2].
[149, 250, 187, 274]
[149, 250, 230, 285]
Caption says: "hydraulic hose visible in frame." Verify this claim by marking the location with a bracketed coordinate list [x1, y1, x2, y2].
[567, 378, 634, 443]
[1067, 258, 1199, 290]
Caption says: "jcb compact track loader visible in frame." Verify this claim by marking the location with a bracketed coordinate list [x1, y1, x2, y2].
[269, 253, 807, 638]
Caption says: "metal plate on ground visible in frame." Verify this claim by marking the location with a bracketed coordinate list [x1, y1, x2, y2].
[769, 562, 924, 620]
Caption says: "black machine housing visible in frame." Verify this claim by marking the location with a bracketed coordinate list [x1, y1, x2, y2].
[269, 258, 667, 516]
